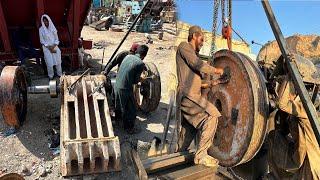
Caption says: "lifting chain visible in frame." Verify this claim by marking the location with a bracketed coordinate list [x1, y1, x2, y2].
[221, 0, 225, 24]
[228, 0, 232, 28]
[210, 0, 220, 60]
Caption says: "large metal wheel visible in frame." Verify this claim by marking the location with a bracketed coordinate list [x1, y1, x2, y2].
[134, 62, 161, 113]
[0, 173, 24, 180]
[0, 66, 27, 128]
[207, 50, 269, 167]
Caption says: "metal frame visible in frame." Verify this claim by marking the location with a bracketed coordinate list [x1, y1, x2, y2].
[0, 1, 11, 52]
[36, 0, 45, 28]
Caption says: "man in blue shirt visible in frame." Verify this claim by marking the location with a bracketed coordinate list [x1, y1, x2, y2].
[114, 45, 149, 134]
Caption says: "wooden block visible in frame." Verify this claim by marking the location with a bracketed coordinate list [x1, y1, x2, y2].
[159, 165, 217, 180]
[142, 151, 194, 173]
[131, 149, 148, 180]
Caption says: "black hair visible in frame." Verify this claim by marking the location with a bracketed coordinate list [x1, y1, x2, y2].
[187, 32, 203, 42]
[43, 16, 49, 21]
[136, 44, 149, 57]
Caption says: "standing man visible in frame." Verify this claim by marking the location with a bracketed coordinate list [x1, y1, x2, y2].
[176, 26, 226, 167]
[104, 43, 139, 75]
[114, 45, 148, 134]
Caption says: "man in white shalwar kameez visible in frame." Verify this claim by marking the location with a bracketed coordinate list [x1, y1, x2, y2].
[39, 14, 62, 79]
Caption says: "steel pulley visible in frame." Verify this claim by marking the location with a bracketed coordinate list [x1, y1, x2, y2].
[207, 50, 269, 167]
[0, 66, 28, 128]
[134, 62, 161, 113]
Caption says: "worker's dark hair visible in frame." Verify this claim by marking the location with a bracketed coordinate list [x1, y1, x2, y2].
[136, 44, 149, 57]
[188, 32, 203, 42]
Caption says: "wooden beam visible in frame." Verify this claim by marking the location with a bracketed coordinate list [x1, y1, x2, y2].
[0, 1, 11, 51]
[142, 151, 194, 173]
[131, 150, 148, 180]
[160, 165, 217, 180]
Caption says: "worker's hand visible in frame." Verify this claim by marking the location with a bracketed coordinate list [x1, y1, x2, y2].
[214, 68, 224, 76]
[219, 66, 231, 83]
[211, 78, 229, 86]
[48, 46, 57, 53]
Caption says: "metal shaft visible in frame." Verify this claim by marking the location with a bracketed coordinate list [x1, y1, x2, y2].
[103, 0, 152, 73]
[261, 0, 320, 144]
[28, 85, 50, 94]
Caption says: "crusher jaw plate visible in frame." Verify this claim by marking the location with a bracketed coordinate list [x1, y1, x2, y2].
[60, 75, 121, 176]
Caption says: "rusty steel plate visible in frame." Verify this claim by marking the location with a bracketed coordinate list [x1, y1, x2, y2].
[0, 66, 27, 128]
[134, 62, 161, 113]
[207, 50, 269, 167]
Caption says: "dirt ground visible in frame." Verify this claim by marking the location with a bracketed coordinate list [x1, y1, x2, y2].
[0, 23, 178, 180]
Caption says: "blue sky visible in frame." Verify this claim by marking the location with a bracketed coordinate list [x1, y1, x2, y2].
[176, 0, 320, 55]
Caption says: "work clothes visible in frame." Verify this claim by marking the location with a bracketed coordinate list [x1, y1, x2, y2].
[176, 42, 221, 162]
[105, 50, 130, 75]
[39, 14, 62, 79]
[114, 54, 145, 130]
[268, 78, 320, 179]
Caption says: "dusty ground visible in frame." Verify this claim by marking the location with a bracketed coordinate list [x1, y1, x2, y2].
[0, 23, 178, 180]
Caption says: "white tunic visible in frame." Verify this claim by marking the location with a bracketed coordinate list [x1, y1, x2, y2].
[39, 14, 61, 68]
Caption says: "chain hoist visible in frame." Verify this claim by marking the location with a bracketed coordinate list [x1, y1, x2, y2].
[211, 0, 232, 61]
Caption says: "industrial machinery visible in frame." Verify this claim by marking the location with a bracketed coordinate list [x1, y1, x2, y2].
[129, 0, 320, 179]
[0, 0, 92, 70]
[0, 0, 162, 177]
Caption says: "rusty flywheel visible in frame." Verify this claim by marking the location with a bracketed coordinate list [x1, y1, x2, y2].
[0, 173, 25, 180]
[0, 66, 27, 128]
[134, 62, 161, 113]
[207, 50, 269, 167]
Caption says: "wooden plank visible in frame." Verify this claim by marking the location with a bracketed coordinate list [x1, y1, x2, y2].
[142, 151, 193, 166]
[143, 152, 194, 173]
[217, 166, 234, 180]
[159, 165, 216, 180]
[81, 79, 92, 138]
[131, 149, 148, 180]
